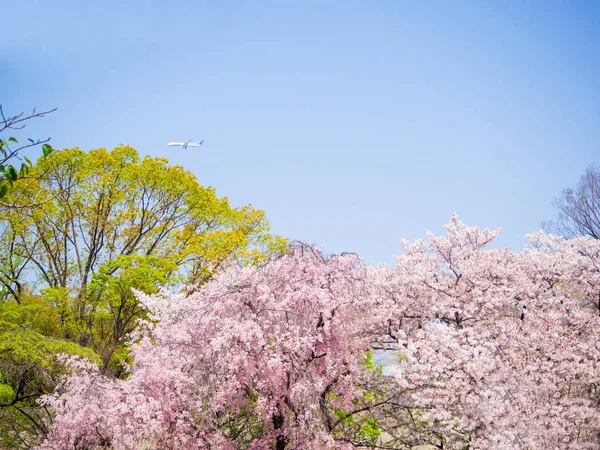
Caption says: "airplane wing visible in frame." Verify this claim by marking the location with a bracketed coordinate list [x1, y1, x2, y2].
[167, 142, 184, 146]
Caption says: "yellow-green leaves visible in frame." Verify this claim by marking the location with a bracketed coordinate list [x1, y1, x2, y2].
[3, 145, 285, 293]
[0, 145, 287, 373]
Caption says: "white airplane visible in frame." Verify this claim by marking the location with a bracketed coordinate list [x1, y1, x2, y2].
[167, 139, 204, 149]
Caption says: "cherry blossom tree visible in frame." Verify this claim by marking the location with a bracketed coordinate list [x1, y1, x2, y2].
[38, 245, 394, 449]
[38, 218, 600, 449]
[371, 215, 600, 449]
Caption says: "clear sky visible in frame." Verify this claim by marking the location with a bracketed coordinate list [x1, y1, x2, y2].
[3, 1, 599, 265]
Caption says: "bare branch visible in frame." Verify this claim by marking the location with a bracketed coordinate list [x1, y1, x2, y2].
[545, 164, 600, 239]
[0, 105, 57, 134]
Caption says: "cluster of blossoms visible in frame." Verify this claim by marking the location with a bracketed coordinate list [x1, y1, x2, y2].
[39, 217, 600, 449]
[371, 215, 600, 448]
[40, 246, 381, 449]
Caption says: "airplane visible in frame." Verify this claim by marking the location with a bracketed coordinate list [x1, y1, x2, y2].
[167, 139, 205, 149]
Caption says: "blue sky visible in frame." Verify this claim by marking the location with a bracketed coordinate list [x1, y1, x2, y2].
[3, 1, 599, 265]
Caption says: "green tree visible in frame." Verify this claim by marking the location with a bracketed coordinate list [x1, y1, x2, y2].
[0, 295, 98, 448]
[0, 145, 286, 363]
[0, 145, 287, 446]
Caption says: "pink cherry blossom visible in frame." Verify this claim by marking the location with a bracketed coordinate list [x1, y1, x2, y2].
[40, 245, 380, 449]
[39, 218, 600, 449]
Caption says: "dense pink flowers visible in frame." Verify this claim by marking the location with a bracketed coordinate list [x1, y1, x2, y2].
[39, 217, 600, 449]
[371, 215, 600, 448]
[40, 246, 377, 449]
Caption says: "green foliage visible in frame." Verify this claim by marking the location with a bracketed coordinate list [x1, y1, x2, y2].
[0, 145, 287, 445]
[361, 418, 381, 439]
[361, 349, 384, 375]
[0, 327, 100, 370]
[0, 137, 53, 199]
[0, 146, 286, 358]
[333, 407, 382, 445]
[0, 300, 98, 448]
[85, 255, 182, 369]
[328, 357, 387, 447]
[0, 384, 14, 405]
[0, 295, 65, 338]
[41, 144, 52, 158]
[220, 405, 265, 447]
